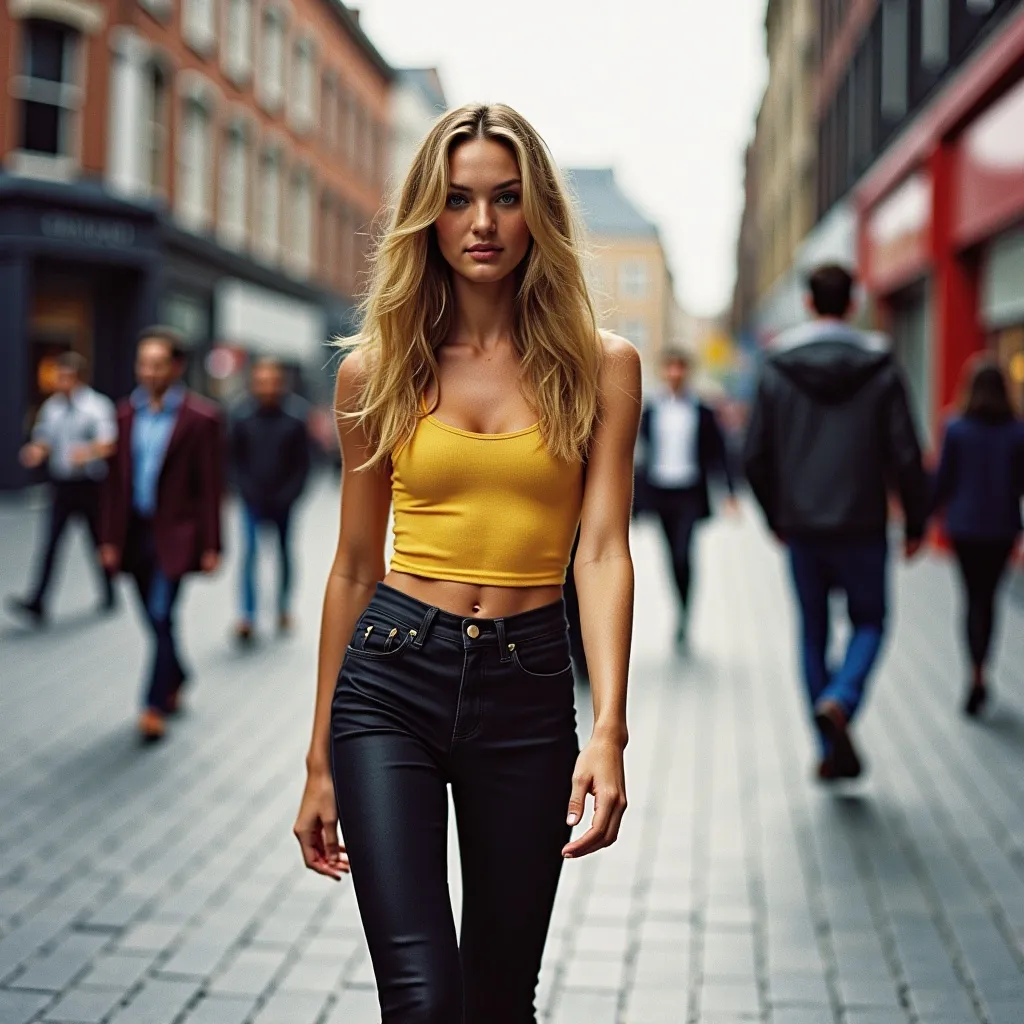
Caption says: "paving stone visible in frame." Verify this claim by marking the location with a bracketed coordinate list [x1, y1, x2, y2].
[81, 953, 155, 990]
[179, 994, 256, 1024]
[108, 979, 199, 1024]
[12, 932, 112, 992]
[251, 989, 327, 1024]
[42, 986, 123, 1023]
[322, 987, 379, 1024]
[550, 990, 618, 1024]
[208, 947, 289, 996]
[0, 989, 52, 1024]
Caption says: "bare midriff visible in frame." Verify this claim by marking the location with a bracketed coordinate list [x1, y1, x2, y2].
[385, 570, 564, 618]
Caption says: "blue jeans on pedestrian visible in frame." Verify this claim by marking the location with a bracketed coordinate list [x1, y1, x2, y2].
[788, 536, 888, 754]
[240, 503, 293, 623]
[127, 517, 185, 712]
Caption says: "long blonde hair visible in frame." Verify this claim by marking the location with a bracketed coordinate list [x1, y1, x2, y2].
[344, 103, 602, 467]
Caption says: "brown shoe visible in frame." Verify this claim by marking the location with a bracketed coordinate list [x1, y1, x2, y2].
[278, 613, 294, 636]
[138, 708, 166, 743]
[164, 688, 182, 716]
[235, 622, 254, 645]
[814, 698, 862, 779]
[816, 757, 840, 782]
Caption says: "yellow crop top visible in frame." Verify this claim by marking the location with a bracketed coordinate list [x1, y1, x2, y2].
[389, 408, 584, 587]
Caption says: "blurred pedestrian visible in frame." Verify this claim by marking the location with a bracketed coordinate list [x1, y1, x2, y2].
[100, 329, 224, 743]
[6, 352, 117, 626]
[931, 359, 1024, 717]
[230, 358, 312, 643]
[293, 103, 637, 1023]
[637, 349, 736, 652]
[743, 264, 928, 782]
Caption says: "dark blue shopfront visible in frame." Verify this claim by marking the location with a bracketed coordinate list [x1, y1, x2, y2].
[0, 176, 162, 491]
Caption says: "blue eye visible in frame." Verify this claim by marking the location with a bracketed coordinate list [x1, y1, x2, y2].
[496, 192, 519, 206]
[446, 194, 468, 208]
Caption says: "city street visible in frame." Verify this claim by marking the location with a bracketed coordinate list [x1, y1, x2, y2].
[1, 479, 1023, 1024]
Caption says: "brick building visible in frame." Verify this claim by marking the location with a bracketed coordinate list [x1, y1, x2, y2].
[0, 0, 393, 489]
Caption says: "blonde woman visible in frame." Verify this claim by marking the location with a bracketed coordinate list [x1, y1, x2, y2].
[293, 104, 640, 1023]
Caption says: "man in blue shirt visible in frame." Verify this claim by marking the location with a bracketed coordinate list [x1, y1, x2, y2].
[101, 329, 224, 742]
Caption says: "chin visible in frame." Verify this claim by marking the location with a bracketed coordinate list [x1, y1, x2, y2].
[458, 261, 515, 284]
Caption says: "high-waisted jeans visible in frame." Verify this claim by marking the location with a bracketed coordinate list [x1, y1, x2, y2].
[330, 583, 580, 1024]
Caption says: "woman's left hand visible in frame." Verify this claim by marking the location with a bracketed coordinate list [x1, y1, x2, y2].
[562, 735, 627, 859]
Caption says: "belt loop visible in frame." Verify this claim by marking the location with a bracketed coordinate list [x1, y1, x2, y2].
[411, 606, 437, 648]
[495, 618, 512, 663]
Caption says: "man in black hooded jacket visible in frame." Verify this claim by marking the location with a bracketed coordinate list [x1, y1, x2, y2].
[743, 265, 929, 782]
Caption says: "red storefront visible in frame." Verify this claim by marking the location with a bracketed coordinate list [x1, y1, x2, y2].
[857, 7, 1024, 443]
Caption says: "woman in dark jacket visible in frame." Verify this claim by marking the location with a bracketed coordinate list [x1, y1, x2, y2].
[932, 360, 1024, 717]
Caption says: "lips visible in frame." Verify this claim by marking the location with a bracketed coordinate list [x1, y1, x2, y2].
[467, 244, 502, 253]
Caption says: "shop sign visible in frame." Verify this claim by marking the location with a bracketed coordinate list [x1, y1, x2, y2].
[956, 77, 1024, 246]
[866, 172, 931, 291]
[39, 214, 136, 248]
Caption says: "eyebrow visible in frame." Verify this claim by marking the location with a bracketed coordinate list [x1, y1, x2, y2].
[449, 178, 522, 193]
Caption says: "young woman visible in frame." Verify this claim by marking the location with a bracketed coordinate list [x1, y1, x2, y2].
[293, 104, 640, 1023]
[932, 359, 1023, 717]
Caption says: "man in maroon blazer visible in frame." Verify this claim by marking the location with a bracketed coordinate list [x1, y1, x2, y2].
[101, 328, 224, 742]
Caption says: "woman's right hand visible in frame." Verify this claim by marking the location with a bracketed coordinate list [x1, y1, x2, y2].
[293, 768, 349, 880]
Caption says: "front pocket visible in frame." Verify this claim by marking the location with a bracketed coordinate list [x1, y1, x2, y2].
[511, 642, 573, 679]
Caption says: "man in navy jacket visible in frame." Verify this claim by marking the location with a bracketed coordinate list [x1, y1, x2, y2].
[637, 349, 736, 651]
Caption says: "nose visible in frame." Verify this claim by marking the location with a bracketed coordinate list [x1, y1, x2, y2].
[471, 199, 495, 235]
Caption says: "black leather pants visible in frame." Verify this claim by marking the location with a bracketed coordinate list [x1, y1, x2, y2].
[331, 583, 579, 1023]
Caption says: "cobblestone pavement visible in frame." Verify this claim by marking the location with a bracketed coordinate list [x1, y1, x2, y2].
[1, 479, 1023, 1024]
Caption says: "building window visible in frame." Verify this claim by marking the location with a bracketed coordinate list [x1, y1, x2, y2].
[322, 73, 338, 150]
[13, 20, 82, 166]
[319, 192, 334, 282]
[881, 0, 909, 119]
[224, 0, 253, 82]
[182, 0, 216, 54]
[258, 148, 281, 260]
[177, 98, 212, 230]
[143, 62, 169, 194]
[219, 124, 248, 248]
[259, 8, 285, 112]
[288, 169, 312, 276]
[619, 260, 649, 299]
[921, 0, 949, 70]
[291, 38, 315, 131]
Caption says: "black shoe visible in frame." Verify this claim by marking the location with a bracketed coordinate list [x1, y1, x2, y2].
[814, 699, 863, 780]
[7, 596, 44, 627]
[964, 685, 988, 718]
[674, 623, 689, 654]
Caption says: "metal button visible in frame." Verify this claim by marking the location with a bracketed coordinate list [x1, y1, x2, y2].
[466, 624, 480, 639]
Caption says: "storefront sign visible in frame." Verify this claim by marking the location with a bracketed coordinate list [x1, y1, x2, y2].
[865, 172, 932, 292]
[955, 77, 1024, 247]
[39, 214, 136, 248]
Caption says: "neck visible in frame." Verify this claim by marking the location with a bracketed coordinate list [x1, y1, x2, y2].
[450, 274, 517, 348]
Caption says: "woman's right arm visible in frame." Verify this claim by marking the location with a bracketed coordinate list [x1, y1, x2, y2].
[294, 350, 392, 880]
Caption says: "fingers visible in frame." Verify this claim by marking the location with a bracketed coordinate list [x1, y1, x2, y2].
[294, 820, 349, 880]
[322, 817, 350, 874]
[562, 784, 627, 860]
[565, 770, 588, 828]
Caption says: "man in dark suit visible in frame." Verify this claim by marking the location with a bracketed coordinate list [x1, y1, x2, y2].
[638, 348, 736, 651]
[100, 328, 224, 742]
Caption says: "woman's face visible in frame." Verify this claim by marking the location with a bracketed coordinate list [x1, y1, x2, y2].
[434, 137, 532, 285]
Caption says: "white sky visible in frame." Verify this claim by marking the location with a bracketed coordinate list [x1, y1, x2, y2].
[351, 0, 768, 318]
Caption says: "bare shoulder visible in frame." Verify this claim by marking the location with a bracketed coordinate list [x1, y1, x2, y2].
[597, 330, 642, 406]
[333, 343, 370, 414]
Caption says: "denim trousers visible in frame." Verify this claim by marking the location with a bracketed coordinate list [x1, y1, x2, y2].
[126, 517, 185, 712]
[239, 503, 293, 621]
[330, 583, 580, 1024]
[787, 536, 888, 753]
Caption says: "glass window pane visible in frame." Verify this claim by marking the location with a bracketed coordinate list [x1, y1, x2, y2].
[21, 99, 61, 153]
[921, 0, 949, 69]
[25, 21, 69, 82]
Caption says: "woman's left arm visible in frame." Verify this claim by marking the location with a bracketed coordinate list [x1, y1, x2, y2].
[563, 333, 642, 860]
